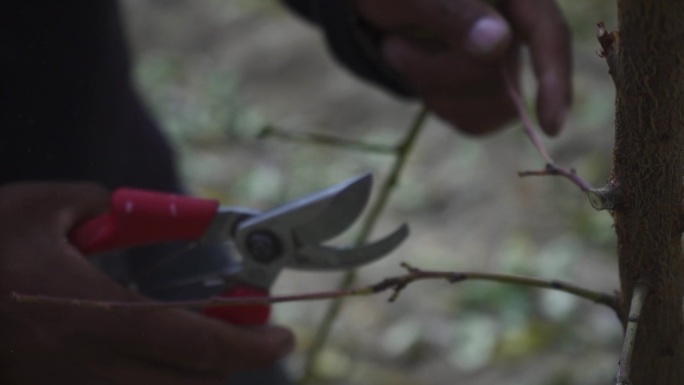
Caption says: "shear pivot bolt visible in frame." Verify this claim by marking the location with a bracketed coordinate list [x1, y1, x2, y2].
[246, 231, 281, 264]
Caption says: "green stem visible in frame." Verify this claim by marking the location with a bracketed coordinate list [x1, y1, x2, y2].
[259, 125, 396, 154]
[298, 106, 429, 385]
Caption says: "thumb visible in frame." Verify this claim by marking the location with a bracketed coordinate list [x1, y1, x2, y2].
[102, 307, 295, 374]
[0, 182, 110, 236]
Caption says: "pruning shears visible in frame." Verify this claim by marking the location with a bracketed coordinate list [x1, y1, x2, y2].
[69, 173, 409, 325]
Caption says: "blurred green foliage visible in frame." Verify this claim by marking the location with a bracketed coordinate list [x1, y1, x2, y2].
[136, 55, 267, 147]
[126, 0, 623, 383]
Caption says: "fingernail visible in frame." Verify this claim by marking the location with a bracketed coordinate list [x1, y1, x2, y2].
[467, 17, 510, 56]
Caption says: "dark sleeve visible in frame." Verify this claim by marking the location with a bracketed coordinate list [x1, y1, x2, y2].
[0, 1, 180, 190]
[281, 0, 415, 97]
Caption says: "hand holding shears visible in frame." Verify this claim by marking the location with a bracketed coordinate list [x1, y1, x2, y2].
[70, 173, 408, 325]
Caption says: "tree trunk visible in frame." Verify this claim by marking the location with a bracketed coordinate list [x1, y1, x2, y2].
[610, 1, 684, 384]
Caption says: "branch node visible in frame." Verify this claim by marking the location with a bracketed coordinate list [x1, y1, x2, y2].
[501, 64, 593, 192]
[388, 280, 409, 302]
[400, 261, 421, 273]
[370, 278, 395, 293]
[588, 182, 620, 211]
[447, 273, 466, 284]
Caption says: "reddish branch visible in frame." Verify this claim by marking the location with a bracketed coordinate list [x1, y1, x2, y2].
[12, 263, 620, 315]
[518, 164, 593, 192]
[500, 66, 594, 192]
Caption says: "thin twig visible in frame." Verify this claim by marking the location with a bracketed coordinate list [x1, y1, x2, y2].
[502, 71, 552, 165]
[517, 164, 594, 192]
[299, 106, 429, 385]
[259, 125, 396, 154]
[11, 263, 619, 314]
[615, 284, 649, 385]
[500, 66, 594, 192]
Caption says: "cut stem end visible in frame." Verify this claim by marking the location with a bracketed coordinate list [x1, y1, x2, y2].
[588, 184, 619, 211]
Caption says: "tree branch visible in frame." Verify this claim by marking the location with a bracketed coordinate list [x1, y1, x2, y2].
[616, 284, 649, 385]
[587, 180, 621, 211]
[258, 125, 396, 154]
[10, 263, 620, 315]
[500, 66, 594, 193]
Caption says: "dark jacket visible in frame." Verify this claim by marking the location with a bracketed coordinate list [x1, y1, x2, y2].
[0, 0, 409, 189]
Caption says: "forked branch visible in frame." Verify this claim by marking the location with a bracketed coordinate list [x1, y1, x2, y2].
[500, 66, 594, 192]
[11, 262, 620, 315]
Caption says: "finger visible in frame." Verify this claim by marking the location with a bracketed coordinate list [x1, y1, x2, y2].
[4, 303, 224, 385]
[382, 36, 520, 134]
[427, 91, 518, 135]
[103, 308, 294, 375]
[382, 36, 503, 96]
[84, 352, 225, 385]
[42, 183, 111, 233]
[356, 0, 512, 58]
[0, 182, 110, 234]
[34, 345, 223, 385]
[505, 0, 572, 136]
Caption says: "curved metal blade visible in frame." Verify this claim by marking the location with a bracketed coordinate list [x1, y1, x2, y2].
[290, 173, 372, 246]
[237, 173, 373, 248]
[285, 224, 409, 270]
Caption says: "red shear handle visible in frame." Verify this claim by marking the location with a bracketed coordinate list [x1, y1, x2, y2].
[70, 188, 218, 255]
[202, 285, 271, 326]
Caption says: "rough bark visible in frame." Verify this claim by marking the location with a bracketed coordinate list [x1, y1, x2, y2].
[608, 1, 684, 384]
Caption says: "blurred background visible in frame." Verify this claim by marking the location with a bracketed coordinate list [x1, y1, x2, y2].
[121, 1, 620, 384]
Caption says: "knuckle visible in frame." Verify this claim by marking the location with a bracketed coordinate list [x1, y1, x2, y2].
[186, 328, 228, 374]
[175, 329, 226, 373]
[249, 337, 287, 365]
